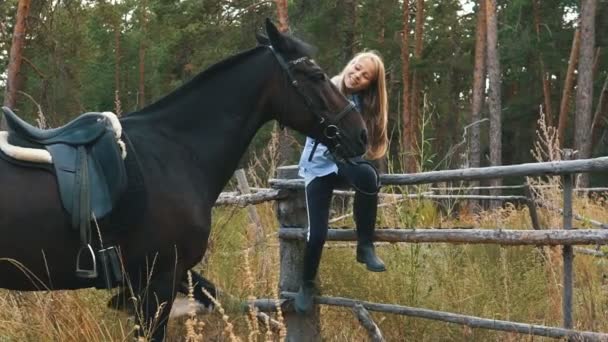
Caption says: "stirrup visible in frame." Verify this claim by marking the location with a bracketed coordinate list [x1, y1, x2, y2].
[76, 244, 98, 279]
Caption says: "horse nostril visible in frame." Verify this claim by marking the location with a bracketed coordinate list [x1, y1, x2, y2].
[360, 130, 368, 146]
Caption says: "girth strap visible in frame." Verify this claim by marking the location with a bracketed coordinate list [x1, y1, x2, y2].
[74, 146, 90, 240]
[73, 146, 97, 278]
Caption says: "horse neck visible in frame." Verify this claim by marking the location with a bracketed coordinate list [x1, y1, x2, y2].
[123, 49, 279, 199]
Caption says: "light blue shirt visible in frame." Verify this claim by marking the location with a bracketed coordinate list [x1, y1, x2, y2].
[298, 94, 363, 186]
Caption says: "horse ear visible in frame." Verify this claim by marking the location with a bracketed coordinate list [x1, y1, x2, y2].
[256, 32, 270, 46]
[265, 18, 289, 52]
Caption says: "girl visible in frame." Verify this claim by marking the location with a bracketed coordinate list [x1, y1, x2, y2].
[295, 51, 389, 314]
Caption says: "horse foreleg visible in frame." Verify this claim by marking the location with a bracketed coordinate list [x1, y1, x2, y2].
[108, 269, 217, 315]
[179, 269, 217, 310]
[136, 269, 181, 342]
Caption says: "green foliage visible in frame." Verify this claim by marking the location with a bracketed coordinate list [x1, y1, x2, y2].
[2, 0, 607, 170]
[0, 1, 17, 93]
[3, 2, 608, 340]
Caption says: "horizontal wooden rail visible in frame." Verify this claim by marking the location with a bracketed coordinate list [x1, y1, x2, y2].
[259, 293, 608, 341]
[430, 185, 528, 191]
[215, 189, 286, 206]
[574, 247, 608, 257]
[270, 157, 608, 188]
[332, 190, 434, 199]
[576, 187, 608, 192]
[381, 157, 608, 185]
[419, 195, 527, 201]
[538, 202, 608, 229]
[278, 228, 608, 245]
[215, 188, 435, 205]
[430, 185, 608, 192]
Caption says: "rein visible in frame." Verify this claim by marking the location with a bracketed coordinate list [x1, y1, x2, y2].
[266, 46, 357, 157]
[267, 46, 380, 195]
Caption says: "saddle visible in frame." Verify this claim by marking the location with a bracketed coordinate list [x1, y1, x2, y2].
[1, 106, 127, 282]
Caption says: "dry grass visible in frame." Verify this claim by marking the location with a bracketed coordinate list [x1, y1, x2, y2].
[2, 115, 608, 341]
[2, 195, 608, 342]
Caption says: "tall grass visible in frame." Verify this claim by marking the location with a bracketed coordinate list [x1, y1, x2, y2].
[2, 113, 608, 341]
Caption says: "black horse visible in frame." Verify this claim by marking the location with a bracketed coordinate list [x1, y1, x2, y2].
[0, 19, 367, 340]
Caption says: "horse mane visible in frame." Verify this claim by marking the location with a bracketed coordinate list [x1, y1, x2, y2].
[124, 30, 316, 117]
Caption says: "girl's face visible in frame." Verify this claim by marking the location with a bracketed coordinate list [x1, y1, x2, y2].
[343, 57, 377, 93]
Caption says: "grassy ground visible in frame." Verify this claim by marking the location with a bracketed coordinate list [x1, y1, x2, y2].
[2, 193, 607, 341]
[2, 121, 607, 340]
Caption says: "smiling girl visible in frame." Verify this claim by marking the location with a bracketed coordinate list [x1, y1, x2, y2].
[296, 51, 389, 314]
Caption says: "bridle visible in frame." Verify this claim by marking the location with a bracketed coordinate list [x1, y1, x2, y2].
[267, 46, 358, 157]
[267, 46, 380, 195]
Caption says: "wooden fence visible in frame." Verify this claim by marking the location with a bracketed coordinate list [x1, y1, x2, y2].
[219, 154, 608, 341]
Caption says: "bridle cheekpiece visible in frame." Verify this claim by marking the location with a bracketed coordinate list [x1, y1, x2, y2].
[267, 46, 356, 144]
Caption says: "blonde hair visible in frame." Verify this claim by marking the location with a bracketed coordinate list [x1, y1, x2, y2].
[333, 51, 388, 160]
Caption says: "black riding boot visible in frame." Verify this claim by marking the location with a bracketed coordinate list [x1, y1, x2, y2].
[354, 192, 386, 272]
[295, 243, 323, 314]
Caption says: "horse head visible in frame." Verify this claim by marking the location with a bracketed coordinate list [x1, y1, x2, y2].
[257, 19, 368, 159]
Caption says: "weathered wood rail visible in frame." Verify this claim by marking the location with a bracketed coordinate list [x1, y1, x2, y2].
[269, 156, 608, 188]
[217, 155, 608, 341]
[268, 153, 608, 341]
[274, 294, 608, 341]
[278, 228, 608, 245]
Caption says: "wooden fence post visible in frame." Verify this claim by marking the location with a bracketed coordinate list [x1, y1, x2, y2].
[562, 149, 574, 330]
[524, 182, 541, 231]
[234, 169, 264, 244]
[276, 166, 321, 341]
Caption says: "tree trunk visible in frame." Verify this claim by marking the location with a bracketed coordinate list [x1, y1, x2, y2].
[341, 0, 358, 65]
[138, 0, 147, 109]
[485, 0, 502, 203]
[470, 0, 486, 171]
[532, 0, 553, 126]
[574, 0, 597, 187]
[275, 0, 289, 32]
[592, 47, 601, 76]
[401, 0, 413, 172]
[557, 29, 580, 146]
[468, 0, 487, 210]
[2, 0, 31, 129]
[114, 4, 122, 115]
[275, 0, 294, 166]
[408, 0, 424, 173]
[591, 75, 608, 148]
[377, 2, 386, 46]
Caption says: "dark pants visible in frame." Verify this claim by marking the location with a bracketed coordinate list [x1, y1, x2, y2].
[302, 169, 379, 283]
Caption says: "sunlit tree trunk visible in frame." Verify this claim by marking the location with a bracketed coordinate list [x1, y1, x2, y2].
[574, 0, 597, 187]
[470, 0, 486, 171]
[2, 0, 31, 130]
[275, 0, 289, 32]
[468, 0, 487, 209]
[557, 29, 580, 146]
[401, 0, 413, 172]
[485, 0, 502, 202]
[275, 0, 294, 166]
[408, 0, 424, 173]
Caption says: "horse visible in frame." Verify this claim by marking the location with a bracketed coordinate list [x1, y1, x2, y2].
[0, 19, 367, 341]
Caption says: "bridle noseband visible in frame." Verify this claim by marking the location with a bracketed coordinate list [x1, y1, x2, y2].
[267, 46, 356, 149]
